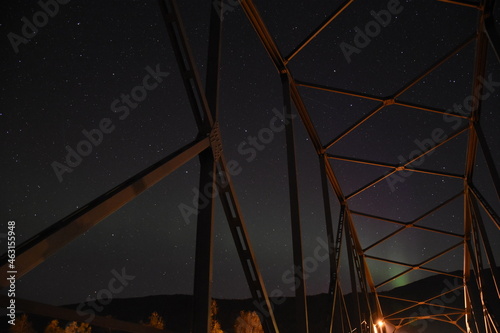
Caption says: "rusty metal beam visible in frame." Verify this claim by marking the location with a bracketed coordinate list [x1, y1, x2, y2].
[238, 1, 492, 332]
[437, 0, 481, 9]
[470, 185, 500, 229]
[191, 150, 217, 333]
[323, 35, 475, 150]
[0, 137, 210, 287]
[159, 0, 213, 131]
[484, 12, 500, 63]
[282, 73, 309, 333]
[355, 191, 464, 253]
[160, 2, 281, 333]
[215, 155, 280, 333]
[463, 0, 494, 330]
[470, 194, 500, 298]
[295, 80, 384, 103]
[344, 126, 468, 200]
[462, 1, 493, 330]
[328, 154, 464, 180]
[296, 80, 470, 119]
[372, 241, 463, 289]
[353, 190, 463, 225]
[345, 222, 363, 332]
[159, 2, 218, 332]
[382, 286, 465, 319]
[473, 123, 500, 202]
[319, 154, 339, 333]
[239, 0, 286, 73]
[285, 0, 355, 63]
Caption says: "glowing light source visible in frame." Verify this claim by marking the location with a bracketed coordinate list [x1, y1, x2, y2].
[374, 320, 385, 333]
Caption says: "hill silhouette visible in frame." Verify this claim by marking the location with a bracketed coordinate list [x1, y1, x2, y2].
[2, 269, 498, 333]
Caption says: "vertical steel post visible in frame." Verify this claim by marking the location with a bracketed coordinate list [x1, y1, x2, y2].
[282, 73, 309, 333]
[470, 196, 500, 297]
[192, 151, 217, 333]
[191, 1, 224, 332]
[462, 1, 494, 330]
[206, 0, 222, 121]
[159, 1, 217, 332]
[319, 155, 337, 333]
[345, 223, 362, 333]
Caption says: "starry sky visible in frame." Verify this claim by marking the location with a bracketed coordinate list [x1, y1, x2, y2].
[1, 0, 499, 314]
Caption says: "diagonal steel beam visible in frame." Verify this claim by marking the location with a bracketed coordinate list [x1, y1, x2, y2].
[161, 2, 282, 332]
[470, 194, 500, 297]
[372, 241, 463, 289]
[332, 138, 468, 186]
[323, 34, 475, 150]
[158, 2, 218, 332]
[344, 221, 363, 332]
[214, 155, 280, 333]
[469, 197, 488, 332]
[352, 190, 463, 225]
[484, 12, 500, 64]
[344, 127, 468, 200]
[382, 286, 465, 319]
[239, 2, 384, 329]
[328, 153, 465, 180]
[295, 80, 384, 103]
[469, 194, 500, 325]
[319, 155, 340, 333]
[238, 1, 483, 331]
[345, 213, 383, 327]
[285, 0, 356, 63]
[0, 137, 210, 287]
[357, 191, 465, 252]
[159, 0, 213, 131]
[297, 80, 470, 119]
[469, 184, 500, 229]
[160, 2, 281, 333]
[473, 122, 500, 201]
[437, 0, 481, 8]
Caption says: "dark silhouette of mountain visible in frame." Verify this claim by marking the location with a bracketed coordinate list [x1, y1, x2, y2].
[2, 269, 498, 333]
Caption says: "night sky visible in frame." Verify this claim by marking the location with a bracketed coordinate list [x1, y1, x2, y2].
[1, 0, 499, 318]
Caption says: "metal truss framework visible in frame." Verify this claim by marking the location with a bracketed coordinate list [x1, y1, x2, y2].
[1, 0, 500, 333]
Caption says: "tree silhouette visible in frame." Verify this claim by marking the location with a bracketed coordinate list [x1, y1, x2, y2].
[63, 322, 91, 333]
[234, 311, 263, 333]
[141, 311, 165, 330]
[210, 300, 223, 333]
[9, 314, 36, 333]
[44, 320, 64, 333]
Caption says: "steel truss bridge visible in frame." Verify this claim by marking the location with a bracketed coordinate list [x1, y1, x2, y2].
[1, 0, 500, 332]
